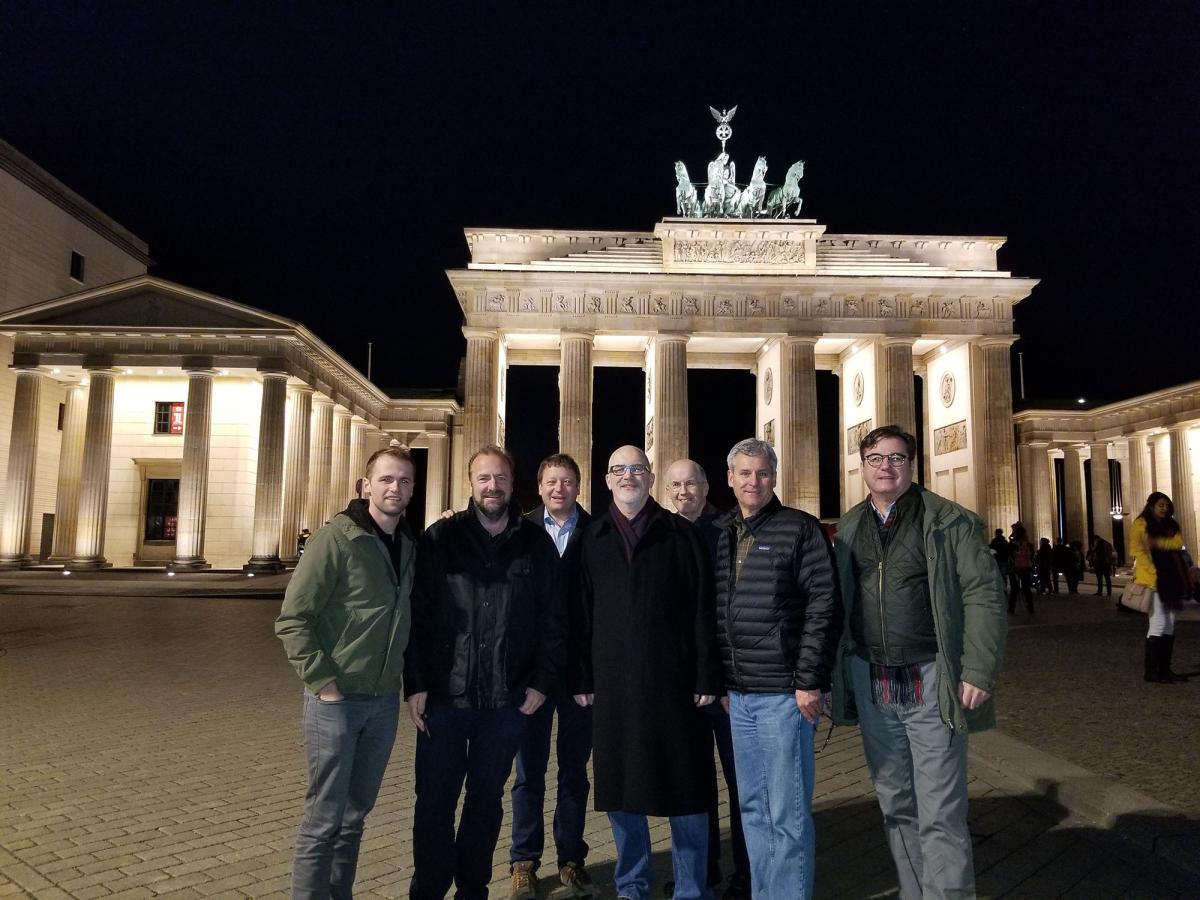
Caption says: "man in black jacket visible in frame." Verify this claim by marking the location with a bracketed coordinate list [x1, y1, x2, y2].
[405, 445, 565, 900]
[508, 453, 595, 900]
[715, 438, 842, 900]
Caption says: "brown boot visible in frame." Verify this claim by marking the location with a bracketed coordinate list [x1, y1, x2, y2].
[552, 861, 595, 898]
[509, 860, 537, 900]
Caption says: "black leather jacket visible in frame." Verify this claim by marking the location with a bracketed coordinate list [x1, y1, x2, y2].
[715, 496, 843, 693]
[403, 500, 565, 709]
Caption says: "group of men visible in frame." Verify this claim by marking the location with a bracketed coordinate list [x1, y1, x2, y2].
[276, 423, 1008, 900]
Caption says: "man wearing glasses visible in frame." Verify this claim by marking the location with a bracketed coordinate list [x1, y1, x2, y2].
[830, 425, 1007, 899]
[713, 438, 841, 900]
[664, 458, 750, 900]
[572, 446, 722, 900]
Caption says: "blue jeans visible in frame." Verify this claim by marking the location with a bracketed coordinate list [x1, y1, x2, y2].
[291, 691, 400, 900]
[728, 691, 815, 900]
[410, 704, 528, 900]
[851, 657, 973, 900]
[510, 695, 593, 867]
[607, 810, 711, 900]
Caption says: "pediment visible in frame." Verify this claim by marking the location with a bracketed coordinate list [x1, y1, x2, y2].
[0, 277, 296, 332]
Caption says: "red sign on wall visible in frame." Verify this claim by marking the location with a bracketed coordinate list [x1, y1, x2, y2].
[170, 402, 185, 434]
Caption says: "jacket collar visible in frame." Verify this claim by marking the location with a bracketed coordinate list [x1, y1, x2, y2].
[716, 494, 783, 532]
[338, 498, 414, 544]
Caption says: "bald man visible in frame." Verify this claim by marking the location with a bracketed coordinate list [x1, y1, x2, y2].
[573, 446, 722, 900]
[665, 460, 750, 898]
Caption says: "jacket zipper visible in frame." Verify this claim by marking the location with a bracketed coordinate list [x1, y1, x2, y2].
[877, 560, 890, 663]
[376, 535, 402, 685]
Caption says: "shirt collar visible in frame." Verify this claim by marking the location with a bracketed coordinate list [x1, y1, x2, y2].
[543, 506, 579, 530]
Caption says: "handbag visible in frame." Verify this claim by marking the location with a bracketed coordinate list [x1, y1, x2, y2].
[1118, 580, 1153, 614]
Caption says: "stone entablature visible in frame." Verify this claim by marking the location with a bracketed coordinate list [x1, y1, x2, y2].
[1015, 381, 1200, 444]
[463, 222, 1009, 274]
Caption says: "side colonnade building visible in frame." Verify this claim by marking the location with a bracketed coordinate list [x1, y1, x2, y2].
[1015, 384, 1200, 560]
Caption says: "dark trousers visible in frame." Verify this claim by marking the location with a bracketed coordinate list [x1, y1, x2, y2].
[1064, 570, 1080, 593]
[1095, 566, 1113, 595]
[1008, 569, 1034, 613]
[410, 704, 528, 900]
[706, 701, 750, 885]
[510, 696, 594, 868]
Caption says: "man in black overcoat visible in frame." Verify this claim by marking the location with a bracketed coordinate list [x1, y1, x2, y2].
[572, 445, 722, 900]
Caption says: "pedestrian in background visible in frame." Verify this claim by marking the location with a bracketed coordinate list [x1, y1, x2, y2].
[1129, 492, 1190, 684]
[1088, 533, 1115, 598]
[1008, 523, 1036, 614]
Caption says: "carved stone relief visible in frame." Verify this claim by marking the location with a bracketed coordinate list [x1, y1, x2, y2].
[933, 420, 968, 454]
[763, 419, 775, 447]
[852, 371, 865, 407]
[673, 239, 806, 264]
[847, 419, 873, 456]
[764, 367, 774, 405]
[940, 371, 956, 408]
[684, 296, 700, 315]
[645, 416, 654, 451]
[486, 292, 505, 312]
[878, 297, 895, 317]
[747, 297, 764, 316]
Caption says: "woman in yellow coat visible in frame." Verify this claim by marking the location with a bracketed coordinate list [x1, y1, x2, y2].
[1127, 492, 1189, 683]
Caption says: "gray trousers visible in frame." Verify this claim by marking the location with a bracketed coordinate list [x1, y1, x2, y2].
[851, 657, 975, 900]
[292, 691, 400, 900]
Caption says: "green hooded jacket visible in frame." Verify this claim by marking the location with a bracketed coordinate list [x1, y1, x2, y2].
[275, 500, 415, 695]
[830, 485, 1007, 734]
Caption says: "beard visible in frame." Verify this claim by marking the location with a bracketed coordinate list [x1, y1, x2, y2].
[476, 493, 508, 522]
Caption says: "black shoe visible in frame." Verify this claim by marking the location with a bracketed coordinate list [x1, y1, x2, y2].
[1160, 635, 1187, 683]
[722, 872, 751, 900]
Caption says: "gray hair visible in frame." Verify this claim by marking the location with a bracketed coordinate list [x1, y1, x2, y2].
[726, 438, 778, 473]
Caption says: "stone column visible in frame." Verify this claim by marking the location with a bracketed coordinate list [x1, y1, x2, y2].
[71, 367, 117, 568]
[49, 383, 88, 561]
[559, 331, 594, 511]
[0, 367, 44, 568]
[1168, 424, 1197, 553]
[977, 338, 1019, 532]
[305, 397, 334, 531]
[463, 327, 501, 464]
[780, 336, 820, 515]
[348, 418, 369, 498]
[1017, 441, 1055, 543]
[279, 384, 313, 564]
[1126, 433, 1150, 515]
[1062, 445, 1087, 544]
[875, 337, 916, 436]
[650, 334, 689, 504]
[245, 371, 289, 572]
[171, 364, 216, 569]
[327, 408, 352, 522]
[424, 431, 450, 528]
[1088, 441, 1114, 545]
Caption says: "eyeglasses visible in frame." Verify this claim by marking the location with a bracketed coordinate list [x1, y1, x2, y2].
[864, 452, 911, 468]
[668, 480, 701, 491]
[608, 463, 650, 476]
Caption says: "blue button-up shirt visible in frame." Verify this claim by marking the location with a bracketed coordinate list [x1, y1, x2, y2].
[542, 507, 580, 557]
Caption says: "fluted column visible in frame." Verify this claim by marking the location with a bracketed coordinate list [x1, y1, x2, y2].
[49, 383, 88, 561]
[279, 384, 313, 564]
[171, 365, 216, 568]
[1088, 441, 1114, 545]
[781, 336, 820, 515]
[424, 431, 450, 528]
[71, 367, 117, 569]
[977, 339, 1019, 532]
[244, 371, 289, 572]
[348, 418, 369, 498]
[650, 334, 689, 504]
[1062, 445, 1087, 544]
[305, 397, 334, 532]
[559, 331, 594, 511]
[875, 337, 916, 436]
[1168, 424, 1197, 553]
[326, 408, 352, 522]
[1126, 434, 1150, 516]
[1017, 441, 1055, 543]
[0, 367, 45, 568]
[463, 327, 500, 463]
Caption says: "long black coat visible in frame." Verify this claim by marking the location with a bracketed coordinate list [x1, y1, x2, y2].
[573, 501, 722, 816]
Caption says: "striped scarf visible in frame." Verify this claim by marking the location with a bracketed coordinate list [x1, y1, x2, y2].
[869, 662, 924, 710]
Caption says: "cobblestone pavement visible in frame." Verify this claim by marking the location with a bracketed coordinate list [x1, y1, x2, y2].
[995, 580, 1200, 813]
[0, 592, 1196, 898]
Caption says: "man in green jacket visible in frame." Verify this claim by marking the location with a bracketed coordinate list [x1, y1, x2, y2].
[831, 425, 1006, 900]
[276, 445, 417, 900]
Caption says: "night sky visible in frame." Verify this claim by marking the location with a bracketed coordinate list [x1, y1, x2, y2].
[2, 4, 1198, 508]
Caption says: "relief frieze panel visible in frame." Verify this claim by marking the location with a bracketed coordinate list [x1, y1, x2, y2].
[673, 238, 806, 265]
[933, 420, 968, 455]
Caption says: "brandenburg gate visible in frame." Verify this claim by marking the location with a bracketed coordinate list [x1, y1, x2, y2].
[445, 218, 1038, 525]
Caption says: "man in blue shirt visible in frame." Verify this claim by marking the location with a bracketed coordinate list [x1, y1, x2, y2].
[509, 454, 595, 899]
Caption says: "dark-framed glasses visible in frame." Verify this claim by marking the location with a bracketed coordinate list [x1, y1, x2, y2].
[864, 452, 910, 469]
[608, 463, 650, 476]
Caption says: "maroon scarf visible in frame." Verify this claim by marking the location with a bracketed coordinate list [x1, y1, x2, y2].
[610, 498, 660, 562]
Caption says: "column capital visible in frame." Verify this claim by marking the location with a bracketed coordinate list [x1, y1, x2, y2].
[287, 382, 315, 396]
[82, 354, 116, 370]
[311, 394, 335, 409]
[877, 336, 917, 348]
[10, 352, 41, 370]
[1023, 440, 1051, 449]
[559, 330, 595, 342]
[258, 369, 289, 382]
[782, 333, 820, 347]
[974, 335, 1018, 350]
[651, 331, 690, 345]
[333, 405, 353, 419]
[463, 326, 500, 341]
[256, 357, 289, 374]
[1168, 421, 1194, 435]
